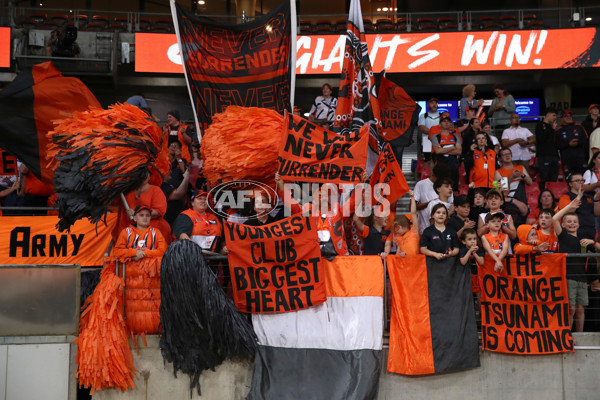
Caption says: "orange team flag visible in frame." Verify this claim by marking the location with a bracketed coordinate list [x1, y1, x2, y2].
[247, 255, 384, 399]
[333, 0, 382, 156]
[278, 113, 369, 185]
[370, 142, 409, 208]
[387, 254, 480, 375]
[379, 75, 421, 145]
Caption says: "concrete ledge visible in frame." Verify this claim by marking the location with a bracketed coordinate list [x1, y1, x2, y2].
[92, 336, 253, 400]
[92, 333, 600, 400]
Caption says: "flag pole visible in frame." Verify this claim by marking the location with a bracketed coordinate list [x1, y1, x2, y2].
[289, 0, 297, 111]
[170, 0, 203, 145]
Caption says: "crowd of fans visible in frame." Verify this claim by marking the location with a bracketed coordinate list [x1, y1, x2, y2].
[2, 83, 600, 333]
[410, 85, 600, 333]
[290, 82, 600, 332]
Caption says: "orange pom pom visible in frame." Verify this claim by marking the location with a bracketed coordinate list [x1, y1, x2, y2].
[76, 263, 136, 393]
[201, 106, 283, 186]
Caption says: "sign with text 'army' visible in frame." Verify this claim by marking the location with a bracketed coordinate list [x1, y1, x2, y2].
[0, 214, 117, 266]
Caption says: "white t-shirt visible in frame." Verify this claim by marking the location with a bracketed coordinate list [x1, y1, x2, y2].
[501, 126, 533, 161]
[589, 128, 600, 162]
[418, 112, 440, 153]
[583, 169, 599, 189]
[414, 178, 454, 234]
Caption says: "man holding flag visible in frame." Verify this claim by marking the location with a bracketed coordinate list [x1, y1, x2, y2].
[333, 1, 419, 175]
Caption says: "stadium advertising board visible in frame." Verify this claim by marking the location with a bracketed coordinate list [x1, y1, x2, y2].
[0, 27, 10, 68]
[136, 28, 600, 74]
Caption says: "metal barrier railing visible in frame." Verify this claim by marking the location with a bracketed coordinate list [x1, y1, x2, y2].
[2, 5, 600, 32]
[199, 253, 600, 335]
[1, 206, 596, 334]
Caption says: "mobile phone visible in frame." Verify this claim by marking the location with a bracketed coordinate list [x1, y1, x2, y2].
[500, 177, 508, 190]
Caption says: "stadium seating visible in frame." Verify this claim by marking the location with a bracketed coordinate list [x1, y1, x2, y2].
[527, 20, 545, 29]
[376, 18, 394, 32]
[81, 22, 106, 32]
[299, 20, 312, 34]
[69, 15, 88, 28]
[459, 165, 467, 185]
[154, 18, 172, 27]
[149, 25, 171, 33]
[28, 12, 47, 23]
[416, 158, 425, 174]
[21, 19, 39, 29]
[545, 181, 569, 199]
[315, 20, 334, 33]
[38, 21, 62, 30]
[396, 20, 410, 32]
[525, 184, 540, 209]
[334, 19, 346, 33]
[50, 14, 69, 25]
[417, 17, 436, 31]
[503, 21, 520, 29]
[137, 21, 150, 31]
[438, 16, 458, 31]
[108, 23, 128, 32]
[91, 15, 110, 27]
[499, 15, 517, 24]
[482, 22, 503, 30]
[21, 9, 550, 35]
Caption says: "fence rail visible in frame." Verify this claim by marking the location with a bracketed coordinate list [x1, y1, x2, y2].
[2, 5, 600, 32]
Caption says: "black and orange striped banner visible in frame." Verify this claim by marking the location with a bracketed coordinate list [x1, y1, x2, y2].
[173, 2, 291, 127]
[387, 254, 480, 375]
[0, 62, 100, 183]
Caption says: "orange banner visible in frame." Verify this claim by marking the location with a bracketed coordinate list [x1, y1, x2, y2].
[0, 27, 9, 68]
[0, 214, 118, 266]
[224, 214, 325, 313]
[370, 142, 409, 208]
[136, 28, 600, 74]
[387, 254, 434, 375]
[387, 254, 480, 375]
[378, 76, 420, 142]
[278, 113, 369, 184]
[479, 254, 573, 354]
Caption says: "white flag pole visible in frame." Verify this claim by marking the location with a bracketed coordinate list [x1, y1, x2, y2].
[289, 0, 297, 111]
[170, 0, 203, 145]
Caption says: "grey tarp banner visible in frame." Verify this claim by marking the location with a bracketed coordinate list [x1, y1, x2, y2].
[246, 346, 381, 400]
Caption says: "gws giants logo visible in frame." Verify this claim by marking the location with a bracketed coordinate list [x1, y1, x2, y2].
[208, 180, 279, 221]
[167, 43, 183, 65]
